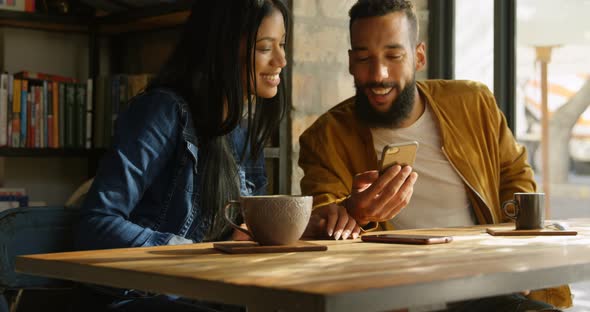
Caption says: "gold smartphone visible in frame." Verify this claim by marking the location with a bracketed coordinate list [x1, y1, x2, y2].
[379, 141, 419, 172]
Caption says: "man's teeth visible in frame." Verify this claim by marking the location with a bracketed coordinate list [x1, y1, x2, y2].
[262, 74, 279, 81]
[371, 87, 392, 95]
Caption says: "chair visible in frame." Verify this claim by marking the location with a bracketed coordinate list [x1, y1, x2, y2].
[0, 206, 78, 312]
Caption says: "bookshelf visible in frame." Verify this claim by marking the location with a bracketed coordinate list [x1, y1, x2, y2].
[0, 147, 105, 157]
[96, 1, 191, 34]
[0, 1, 291, 197]
[0, 10, 88, 32]
[0, 1, 191, 34]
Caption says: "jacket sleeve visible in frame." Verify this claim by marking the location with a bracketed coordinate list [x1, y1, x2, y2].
[484, 88, 536, 219]
[76, 91, 182, 249]
[298, 124, 353, 209]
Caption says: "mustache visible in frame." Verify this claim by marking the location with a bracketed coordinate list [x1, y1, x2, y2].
[356, 81, 401, 89]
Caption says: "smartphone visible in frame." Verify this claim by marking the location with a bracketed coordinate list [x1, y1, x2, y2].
[361, 234, 453, 245]
[379, 141, 419, 172]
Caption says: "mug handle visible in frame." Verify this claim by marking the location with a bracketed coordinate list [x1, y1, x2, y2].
[224, 200, 254, 238]
[502, 199, 519, 220]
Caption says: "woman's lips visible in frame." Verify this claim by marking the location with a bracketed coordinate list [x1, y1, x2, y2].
[261, 73, 280, 86]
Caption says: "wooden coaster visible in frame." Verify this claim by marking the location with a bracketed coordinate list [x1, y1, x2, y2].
[486, 228, 578, 236]
[213, 241, 327, 254]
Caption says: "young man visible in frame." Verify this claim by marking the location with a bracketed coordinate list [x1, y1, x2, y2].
[298, 0, 571, 310]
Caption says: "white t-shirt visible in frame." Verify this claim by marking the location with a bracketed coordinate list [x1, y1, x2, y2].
[371, 103, 477, 229]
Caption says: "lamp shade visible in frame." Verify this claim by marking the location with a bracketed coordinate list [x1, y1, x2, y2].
[517, 0, 590, 46]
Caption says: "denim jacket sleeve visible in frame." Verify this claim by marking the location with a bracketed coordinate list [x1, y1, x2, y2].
[76, 90, 182, 249]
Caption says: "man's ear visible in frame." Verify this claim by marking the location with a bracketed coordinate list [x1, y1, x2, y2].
[348, 49, 353, 75]
[415, 42, 426, 71]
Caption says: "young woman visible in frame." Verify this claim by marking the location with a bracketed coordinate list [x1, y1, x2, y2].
[76, 0, 288, 249]
[73, 1, 289, 311]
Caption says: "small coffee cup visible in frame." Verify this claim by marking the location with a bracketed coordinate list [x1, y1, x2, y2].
[502, 192, 545, 230]
[223, 195, 312, 245]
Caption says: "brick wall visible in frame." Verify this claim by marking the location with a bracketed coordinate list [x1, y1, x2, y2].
[290, 0, 429, 194]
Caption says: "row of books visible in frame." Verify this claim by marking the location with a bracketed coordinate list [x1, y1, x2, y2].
[0, 71, 153, 149]
[0, 71, 92, 149]
[0, 0, 34, 13]
[0, 187, 28, 212]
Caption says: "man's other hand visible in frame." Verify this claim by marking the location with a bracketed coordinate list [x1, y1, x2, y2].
[302, 203, 361, 240]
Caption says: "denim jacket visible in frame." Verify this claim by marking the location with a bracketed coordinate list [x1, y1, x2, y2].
[76, 89, 267, 250]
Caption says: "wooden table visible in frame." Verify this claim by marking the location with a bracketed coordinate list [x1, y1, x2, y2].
[15, 220, 590, 312]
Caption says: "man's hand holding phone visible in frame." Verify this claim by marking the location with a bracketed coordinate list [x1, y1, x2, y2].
[303, 141, 418, 239]
[343, 141, 420, 226]
[345, 165, 418, 226]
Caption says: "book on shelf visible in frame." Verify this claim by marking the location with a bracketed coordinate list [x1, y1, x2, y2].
[19, 79, 27, 148]
[0, 73, 8, 147]
[86, 78, 93, 149]
[65, 82, 75, 148]
[10, 78, 21, 148]
[6, 75, 13, 148]
[76, 82, 86, 148]
[58, 82, 65, 148]
[0, 187, 28, 212]
[14, 71, 77, 84]
[0, 0, 35, 13]
[52, 81, 59, 148]
[26, 82, 33, 148]
[47, 81, 53, 148]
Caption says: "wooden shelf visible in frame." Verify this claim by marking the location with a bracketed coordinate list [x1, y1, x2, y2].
[0, 1, 192, 34]
[0, 148, 106, 158]
[97, 10, 189, 34]
[96, 1, 192, 34]
[0, 10, 89, 33]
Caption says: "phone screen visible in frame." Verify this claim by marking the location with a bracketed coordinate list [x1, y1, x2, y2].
[361, 234, 453, 245]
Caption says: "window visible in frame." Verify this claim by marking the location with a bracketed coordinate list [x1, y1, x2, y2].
[454, 0, 494, 90]
[516, 0, 590, 219]
[450, 0, 590, 304]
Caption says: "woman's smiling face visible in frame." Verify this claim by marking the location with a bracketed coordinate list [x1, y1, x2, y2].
[246, 8, 287, 99]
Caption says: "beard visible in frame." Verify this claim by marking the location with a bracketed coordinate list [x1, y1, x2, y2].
[354, 76, 417, 128]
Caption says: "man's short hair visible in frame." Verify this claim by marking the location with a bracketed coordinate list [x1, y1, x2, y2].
[349, 0, 418, 45]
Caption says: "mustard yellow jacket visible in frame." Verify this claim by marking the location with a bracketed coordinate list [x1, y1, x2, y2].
[298, 80, 572, 308]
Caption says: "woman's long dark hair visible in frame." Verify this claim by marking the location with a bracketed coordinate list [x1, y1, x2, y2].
[147, 0, 290, 241]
